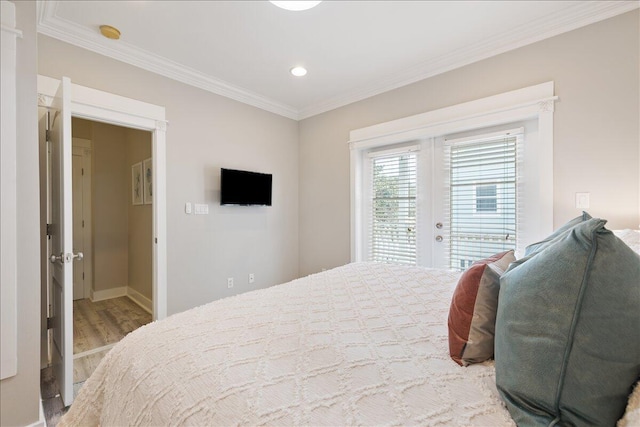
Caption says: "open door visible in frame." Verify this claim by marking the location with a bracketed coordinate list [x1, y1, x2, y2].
[49, 77, 79, 407]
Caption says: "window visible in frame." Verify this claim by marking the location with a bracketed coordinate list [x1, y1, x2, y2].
[368, 149, 417, 265]
[475, 184, 497, 213]
[445, 133, 519, 271]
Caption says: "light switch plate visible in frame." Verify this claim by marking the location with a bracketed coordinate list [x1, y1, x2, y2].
[194, 203, 209, 215]
[185, 202, 192, 214]
[575, 192, 590, 209]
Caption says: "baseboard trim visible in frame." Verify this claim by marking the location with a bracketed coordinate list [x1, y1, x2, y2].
[74, 343, 116, 360]
[88, 286, 152, 314]
[126, 287, 153, 314]
[90, 286, 127, 302]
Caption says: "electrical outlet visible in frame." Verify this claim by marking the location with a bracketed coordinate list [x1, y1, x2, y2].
[249, 273, 255, 284]
[227, 277, 234, 288]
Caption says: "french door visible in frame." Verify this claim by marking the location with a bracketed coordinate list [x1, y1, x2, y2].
[366, 124, 528, 270]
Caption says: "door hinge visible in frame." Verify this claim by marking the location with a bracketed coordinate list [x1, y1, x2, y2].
[46, 223, 52, 237]
[45, 130, 51, 141]
[83, 272, 85, 280]
[82, 168, 84, 176]
[82, 220, 85, 228]
[47, 317, 54, 330]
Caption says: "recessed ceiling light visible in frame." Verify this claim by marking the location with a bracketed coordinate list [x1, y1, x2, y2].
[290, 66, 308, 77]
[99, 25, 121, 40]
[270, 1, 322, 12]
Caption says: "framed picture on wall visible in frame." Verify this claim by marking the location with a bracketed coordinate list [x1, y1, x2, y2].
[132, 162, 143, 205]
[143, 157, 153, 204]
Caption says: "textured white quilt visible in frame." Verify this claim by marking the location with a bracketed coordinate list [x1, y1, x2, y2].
[60, 263, 518, 426]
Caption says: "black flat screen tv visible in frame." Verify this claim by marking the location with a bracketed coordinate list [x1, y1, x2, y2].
[220, 168, 272, 206]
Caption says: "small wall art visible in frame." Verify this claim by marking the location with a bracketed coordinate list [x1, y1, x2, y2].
[132, 162, 143, 205]
[143, 157, 153, 204]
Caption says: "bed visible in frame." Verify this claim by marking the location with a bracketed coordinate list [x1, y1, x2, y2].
[60, 228, 640, 426]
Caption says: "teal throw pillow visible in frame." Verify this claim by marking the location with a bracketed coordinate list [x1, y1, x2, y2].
[495, 218, 640, 426]
[524, 211, 592, 256]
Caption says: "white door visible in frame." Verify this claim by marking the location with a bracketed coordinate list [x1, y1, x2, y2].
[430, 128, 523, 270]
[49, 77, 77, 407]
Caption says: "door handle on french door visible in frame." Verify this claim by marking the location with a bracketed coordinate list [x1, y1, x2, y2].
[50, 253, 64, 264]
[50, 252, 83, 263]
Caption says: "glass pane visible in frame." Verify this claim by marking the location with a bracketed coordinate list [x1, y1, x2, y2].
[449, 138, 516, 270]
[370, 153, 417, 265]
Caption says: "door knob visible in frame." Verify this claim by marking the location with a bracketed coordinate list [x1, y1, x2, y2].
[435, 235, 443, 242]
[50, 253, 64, 264]
[435, 222, 443, 229]
[49, 252, 83, 263]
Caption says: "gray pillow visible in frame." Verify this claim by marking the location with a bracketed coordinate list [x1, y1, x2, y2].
[495, 218, 640, 426]
[524, 211, 592, 256]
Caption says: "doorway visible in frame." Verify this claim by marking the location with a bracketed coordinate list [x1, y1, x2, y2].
[68, 118, 154, 393]
[38, 74, 167, 410]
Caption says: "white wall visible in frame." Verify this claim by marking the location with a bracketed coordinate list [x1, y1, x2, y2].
[38, 35, 300, 315]
[298, 10, 640, 276]
[0, 1, 42, 426]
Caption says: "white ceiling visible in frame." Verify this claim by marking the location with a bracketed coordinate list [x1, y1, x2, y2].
[37, 1, 638, 120]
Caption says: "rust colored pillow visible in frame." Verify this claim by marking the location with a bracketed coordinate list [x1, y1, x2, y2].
[448, 250, 515, 366]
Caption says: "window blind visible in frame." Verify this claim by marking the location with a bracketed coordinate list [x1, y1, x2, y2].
[369, 150, 417, 265]
[444, 134, 519, 270]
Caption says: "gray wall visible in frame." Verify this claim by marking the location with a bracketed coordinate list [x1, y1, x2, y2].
[298, 10, 640, 276]
[0, 1, 41, 426]
[73, 118, 153, 298]
[39, 35, 300, 315]
[126, 129, 153, 300]
[91, 122, 130, 292]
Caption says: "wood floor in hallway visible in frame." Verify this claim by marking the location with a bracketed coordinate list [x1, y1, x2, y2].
[42, 296, 152, 426]
[73, 296, 152, 354]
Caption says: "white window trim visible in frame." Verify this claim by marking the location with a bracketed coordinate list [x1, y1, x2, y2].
[349, 81, 556, 263]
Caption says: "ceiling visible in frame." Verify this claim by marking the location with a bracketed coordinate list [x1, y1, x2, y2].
[37, 1, 638, 120]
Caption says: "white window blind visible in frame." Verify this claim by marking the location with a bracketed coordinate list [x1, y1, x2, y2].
[444, 132, 520, 270]
[368, 150, 417, 265]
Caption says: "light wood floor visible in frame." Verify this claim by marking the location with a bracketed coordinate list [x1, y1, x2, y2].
[42, 296, 152, 426]
[73, 296, 151, 385]
[74, 296, 152, 354]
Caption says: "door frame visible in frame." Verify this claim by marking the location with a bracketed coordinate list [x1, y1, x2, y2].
[38, 75, 168, 321]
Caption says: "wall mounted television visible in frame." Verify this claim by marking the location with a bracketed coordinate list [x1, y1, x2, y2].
[220, 168, 272, 206]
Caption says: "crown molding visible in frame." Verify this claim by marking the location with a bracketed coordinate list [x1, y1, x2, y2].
[36, 1, 638, 121]
[36, 1, 300, 120]
[298, 1, 639, 119]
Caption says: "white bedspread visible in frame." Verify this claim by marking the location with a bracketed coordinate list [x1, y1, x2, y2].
[60, 262, 516, 426]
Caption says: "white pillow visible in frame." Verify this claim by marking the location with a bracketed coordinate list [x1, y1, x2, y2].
[618, 381, 640, 427]
[613, 229, 640, 255]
